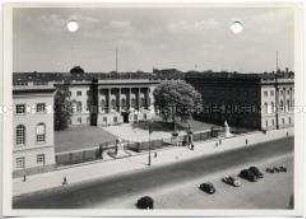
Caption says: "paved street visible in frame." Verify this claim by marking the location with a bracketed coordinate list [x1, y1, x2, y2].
[13, 137, 293, 209]
[100, 154, 293, 209]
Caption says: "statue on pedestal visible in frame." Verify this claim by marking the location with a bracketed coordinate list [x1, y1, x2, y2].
[114, 137, 130, 158]
[224, 120, 232, 137]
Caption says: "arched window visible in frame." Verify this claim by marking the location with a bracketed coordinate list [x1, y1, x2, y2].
[101, 99, 106, 112]
[121, 98, 126, 108]
[140, 97, 145, 107]
[36, 123, 46, 143]
[101, 99, 106, 107]
[131, 98, 136, 108]
[280, 100, 284, 111]
[287, 100, 290, 111]
[111, 99, 116, 109]
[16, 125, 26, 145]
[264, 102, 268, 113]
[77, 102, 82, 113]
[270, 102, 275, 113]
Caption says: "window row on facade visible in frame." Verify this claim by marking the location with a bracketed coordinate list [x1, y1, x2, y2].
[264, 116, 293, 128]
[15, 103, 47, 115]
[263, 87, 294, 97]
[15, 154, 46, 169]
[15, 123, 46, 146]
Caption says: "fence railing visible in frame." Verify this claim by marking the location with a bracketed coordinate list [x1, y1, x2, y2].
[55, 142, 116, 166]
[56, 130, 214, 165]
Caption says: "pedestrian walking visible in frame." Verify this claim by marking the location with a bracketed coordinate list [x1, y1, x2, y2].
[154, 152, 157, 158]
[62, 176, 68, 186]
[23, 174, 27, 182]
[191, 144, 194, 150]
[246, 138, 248, 146]
[215, 141, 219, 148]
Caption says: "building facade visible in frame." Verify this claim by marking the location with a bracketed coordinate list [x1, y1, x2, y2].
[67, 79, 157, 127]
[185, 71, 294, 130]
[13, 82, 56, 177]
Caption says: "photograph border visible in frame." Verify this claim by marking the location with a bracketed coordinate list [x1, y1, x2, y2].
[1, 0, 305, 217]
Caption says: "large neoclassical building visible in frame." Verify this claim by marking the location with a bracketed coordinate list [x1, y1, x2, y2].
[12, 68, 159, 176]
[67, 78, 157, 127]
[184, 70, 294, 130]
[13, 82, 57, 177]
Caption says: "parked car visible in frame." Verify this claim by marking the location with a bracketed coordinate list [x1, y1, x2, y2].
[239, 169, 257, 182]
[249, 166, 264, 178]
[273, 167, 280, 173]
[266, 165, 287, 173]
[279, 165, 287, 172]
[222, 176, 242, 187]
[266, 167, 275, 173]
[136, 196, 154, 209]
[199, 182, 216, 194]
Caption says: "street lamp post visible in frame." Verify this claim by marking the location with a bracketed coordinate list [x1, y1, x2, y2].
[148, 120, 153, 166]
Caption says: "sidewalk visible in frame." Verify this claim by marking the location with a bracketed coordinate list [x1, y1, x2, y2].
[13, 127, 293, 197]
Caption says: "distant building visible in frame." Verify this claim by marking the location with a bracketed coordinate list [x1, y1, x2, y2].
[152, 68, 184, 80]
[13, 82, 56, 177]
[185, 71, 294, 130]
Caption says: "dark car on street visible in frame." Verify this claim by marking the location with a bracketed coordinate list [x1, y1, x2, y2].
[239, 169, 257, 182]
[249, 166, 264, 178]
[136, 196, 154, 209]
[266, 165, 287, 173]
[199, 182, 216, 194]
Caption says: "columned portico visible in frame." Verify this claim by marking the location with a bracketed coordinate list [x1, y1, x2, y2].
[95, 79, 158, 126]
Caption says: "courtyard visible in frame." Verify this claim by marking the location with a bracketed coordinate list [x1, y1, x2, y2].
[54, 126, 117, 153]
[103, 119, 216, 142]
[54, 119, 218, 153]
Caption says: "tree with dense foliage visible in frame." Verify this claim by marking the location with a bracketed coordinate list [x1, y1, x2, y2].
[54, 84, 72, 131]
[153, 80, 202, 132]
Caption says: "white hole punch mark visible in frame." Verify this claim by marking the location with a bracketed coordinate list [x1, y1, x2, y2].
[67, 20, 79, 32]
[230, 21, 243, 34]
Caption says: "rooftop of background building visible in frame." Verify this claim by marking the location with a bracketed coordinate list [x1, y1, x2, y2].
[13, 66, 294, 85]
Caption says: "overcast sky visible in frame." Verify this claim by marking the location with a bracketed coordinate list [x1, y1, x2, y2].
[13, 7, 294, 73]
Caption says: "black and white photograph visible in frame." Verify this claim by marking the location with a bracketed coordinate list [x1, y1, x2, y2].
[1, 1, 305, 217]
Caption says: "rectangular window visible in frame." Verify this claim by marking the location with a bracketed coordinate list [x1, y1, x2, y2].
[263, 91, 268, 97]
[36, 124, 46, 143]
[78, 117, 82, 124]
[16, 104, 26, 114]
[77, 91, 82, 96]
[37, 154, 45, 165]
[270, 90, 274, 96]
[37, 134, 46, 142]
[16, 125, 26, 145]
[16, 157, 25, 168]
[36, 103, 46, 113]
